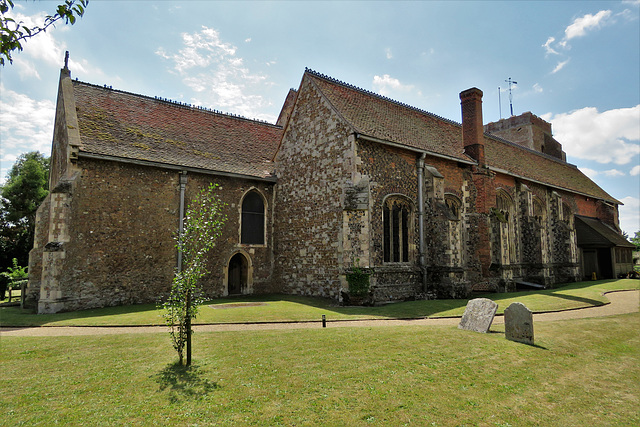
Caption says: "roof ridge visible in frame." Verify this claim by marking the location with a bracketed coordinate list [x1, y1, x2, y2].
[304, 68, 462, 128]
[72, 79, 282, 129]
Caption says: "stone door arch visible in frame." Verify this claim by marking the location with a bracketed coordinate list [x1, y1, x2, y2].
[227, 253, 248, 295]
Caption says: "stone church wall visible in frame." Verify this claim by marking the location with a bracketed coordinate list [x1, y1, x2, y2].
[274, 77, 355, 299]
[32, 158, 276, 312]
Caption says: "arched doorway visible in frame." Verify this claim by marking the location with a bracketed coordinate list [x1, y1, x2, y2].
[228, 253, 248, 295]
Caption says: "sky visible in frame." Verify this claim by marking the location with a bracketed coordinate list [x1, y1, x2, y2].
[1, 0, 639, 236]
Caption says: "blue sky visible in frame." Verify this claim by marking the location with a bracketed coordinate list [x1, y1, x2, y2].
[1, 1, 639, 235]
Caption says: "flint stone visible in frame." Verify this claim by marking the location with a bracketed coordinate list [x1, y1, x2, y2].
[504, 302, 534, 345]
[458, 298, 498, 333]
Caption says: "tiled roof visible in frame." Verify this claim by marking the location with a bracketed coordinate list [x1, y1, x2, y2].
[484, 136, 619, 204]
[305, 69, 619, 204]
[72, 81, 282, 179]
[575, 216, 634, 248]
[305, 70, 469, 162]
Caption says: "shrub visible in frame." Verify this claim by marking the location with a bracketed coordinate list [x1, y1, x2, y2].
[346, 263, 370, 296]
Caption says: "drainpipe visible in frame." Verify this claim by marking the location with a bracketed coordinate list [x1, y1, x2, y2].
[417, 153, 427, 293]
[177, 171, 188, 272]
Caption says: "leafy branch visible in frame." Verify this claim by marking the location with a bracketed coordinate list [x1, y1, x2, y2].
[1, 0, 89, 66]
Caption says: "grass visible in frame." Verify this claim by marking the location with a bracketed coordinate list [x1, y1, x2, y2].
[1, 279, 637, 327]
[1, 312, 638, 425]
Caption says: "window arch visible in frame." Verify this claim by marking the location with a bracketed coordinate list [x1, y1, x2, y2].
[241, 190, 265, 244]
[383, 196, 411, 263]
[533, 197, 546, 223]
[495, 190, 513, 222]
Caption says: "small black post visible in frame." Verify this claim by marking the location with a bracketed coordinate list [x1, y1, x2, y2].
[322, 314, 326, 328]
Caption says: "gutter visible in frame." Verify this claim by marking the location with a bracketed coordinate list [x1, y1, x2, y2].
[487, 165, 621, 206]
[354, 133, 476, 165]
[78, 152, 278, 183]
[177, 171, 188, 273]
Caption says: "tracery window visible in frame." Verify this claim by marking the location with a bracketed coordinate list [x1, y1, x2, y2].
[495, 190, 513, 222]
[241, 191, 265, 245]
[383, 197, 411, 263]
[533, 198, 545, 223]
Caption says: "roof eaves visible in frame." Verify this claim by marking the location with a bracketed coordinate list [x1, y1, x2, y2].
[488, 165, 621, 205]
[356, 132, 476, 165]
[78, 152, 278, 182]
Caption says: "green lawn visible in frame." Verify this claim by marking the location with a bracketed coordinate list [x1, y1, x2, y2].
[1, 312, 638, 425]
[1, 279, 637, 327]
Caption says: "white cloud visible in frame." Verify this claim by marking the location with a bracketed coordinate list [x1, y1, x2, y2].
[385, 48, 393, 59]
[542, 37, 559, 55]
[619, 196, 640, 235]
[4, 10, 99, 77]
[631, 165, 640, 176]
[564, 10, 612, 40]
[551, 59, 570, 74]
[533, 83, 543, 93]
[156, 26, 275, 121]
[578, 167, 599, 179]
[372, 74, 420, 97]
[603, 169, 625, 177]
[543, 105, 640, 165]
[542, 9, 615, 74]
[0, 85, 55, 183]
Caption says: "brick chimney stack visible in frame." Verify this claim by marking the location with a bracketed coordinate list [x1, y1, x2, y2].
[460, 88, 485, 166]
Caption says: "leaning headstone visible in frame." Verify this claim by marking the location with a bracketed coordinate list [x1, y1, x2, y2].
[504, 302, 534, 345]
[458, 298, 498, 333]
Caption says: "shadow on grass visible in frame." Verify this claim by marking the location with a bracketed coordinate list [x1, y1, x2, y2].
[0, 302, 161, 327]
[545, 292, 604, 307]
[153, 363, 220, 403]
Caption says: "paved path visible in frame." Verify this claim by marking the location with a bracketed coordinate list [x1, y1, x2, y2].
[1, 290, 637, 337]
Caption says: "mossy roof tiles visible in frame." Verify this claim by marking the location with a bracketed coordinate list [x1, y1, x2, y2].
[72, 81, 282, 179]
[305, 70, 619, 204]
[307, 72, 468, 162]
[484, 137, 619, 203]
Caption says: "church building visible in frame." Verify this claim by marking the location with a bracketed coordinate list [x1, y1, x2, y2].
[26, 64, 634, 313]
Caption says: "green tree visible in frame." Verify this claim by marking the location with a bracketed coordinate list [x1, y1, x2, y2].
[0, 152, 49, 270]
[630, 231, 640, 251]
[1, 0, 88, 65]
[162, 183, 226, 366]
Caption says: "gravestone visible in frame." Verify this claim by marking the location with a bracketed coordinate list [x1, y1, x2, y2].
[504, 302, 534, 345]
[458, 298, 498, 333]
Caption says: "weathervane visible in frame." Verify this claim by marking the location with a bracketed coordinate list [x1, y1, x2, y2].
[505, 77, 517, 116]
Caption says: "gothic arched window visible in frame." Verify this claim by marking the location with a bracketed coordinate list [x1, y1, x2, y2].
[383, 197, 411, 263]
[241, 191, 265, 245]
[533, 198, 546, 224]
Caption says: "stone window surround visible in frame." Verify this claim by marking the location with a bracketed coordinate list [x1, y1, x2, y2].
[239, 188, 268, 247]
[382, 194, 413, 264]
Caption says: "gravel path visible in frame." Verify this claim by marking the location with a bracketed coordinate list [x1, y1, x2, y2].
[1, 289, 637, 337]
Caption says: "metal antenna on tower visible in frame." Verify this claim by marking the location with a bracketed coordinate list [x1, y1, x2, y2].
[505, 77, 517, 116]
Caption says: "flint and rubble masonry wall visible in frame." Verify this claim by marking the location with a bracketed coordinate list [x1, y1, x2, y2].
[33, 158, 275, 313]
[274, 76, 355, 299]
